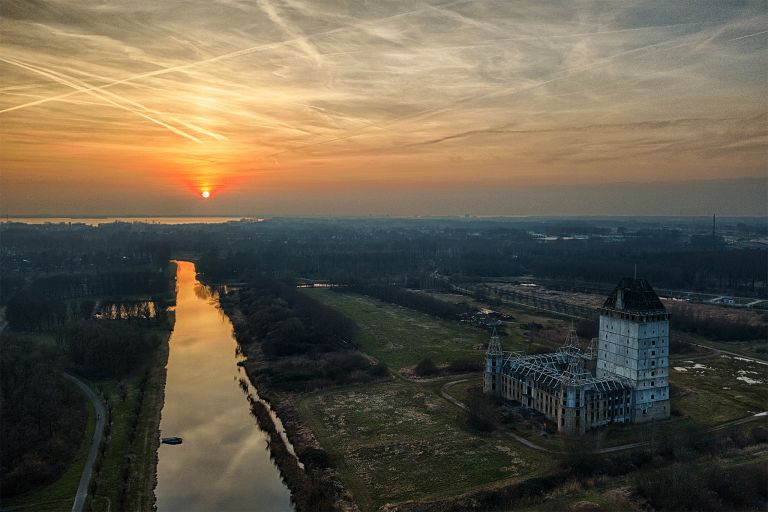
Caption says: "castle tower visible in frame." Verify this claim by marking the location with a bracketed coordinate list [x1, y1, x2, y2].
[484, 328, 503, 396]
[596, 278, 670, 422]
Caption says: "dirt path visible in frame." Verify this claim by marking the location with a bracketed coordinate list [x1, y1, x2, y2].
[687, 342, 768, 365]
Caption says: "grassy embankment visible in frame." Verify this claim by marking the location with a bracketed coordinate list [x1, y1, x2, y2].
[86, 326, 171, 512]
[296, 289, 555, 512]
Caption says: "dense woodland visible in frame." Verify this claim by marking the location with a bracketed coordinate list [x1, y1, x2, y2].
[64, 321, 159, 379]
[3, 218, 766, 303]
[223, 276, 387, 391]
[0, 335, 87, 497]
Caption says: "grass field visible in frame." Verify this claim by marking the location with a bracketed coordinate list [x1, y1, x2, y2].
[303, 289, 493, 371]
[297, 289, 554, 510]
[420, 291, 574, 353]
[298, 380, 550, 511]
[670, 355, 768, 424]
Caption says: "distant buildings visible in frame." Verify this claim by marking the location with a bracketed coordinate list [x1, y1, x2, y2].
[484, 278, 670, 434]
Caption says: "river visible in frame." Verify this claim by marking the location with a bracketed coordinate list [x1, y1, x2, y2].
[155, 261, 293, 511]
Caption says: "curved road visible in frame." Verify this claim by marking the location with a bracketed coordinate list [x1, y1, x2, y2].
[62, 372, 106, 512]
[440, 378, 767, 455]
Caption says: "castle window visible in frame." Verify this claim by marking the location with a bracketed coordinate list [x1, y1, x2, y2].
[651, 360, 656, 366]
[651, 394, 655, 400]
[651, 381, 655, 386]
[652, 340, 656, 346]
[651, 350, 655, 356]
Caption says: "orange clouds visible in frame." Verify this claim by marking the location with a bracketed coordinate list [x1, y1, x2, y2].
[0, 1, 766, 215]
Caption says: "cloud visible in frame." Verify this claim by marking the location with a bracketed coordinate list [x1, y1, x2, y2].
[0, 0, 765, 214]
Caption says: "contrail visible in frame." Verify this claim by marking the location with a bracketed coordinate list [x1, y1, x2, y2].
[0, 0, 473, 115]
[3, 59, 227, 141]
[726, 28, 768, 41]
[29, 62, 229, 141]
[267, 26, 768, 157]
[0, 57, 202, 142]
[267, 37, 691, 156]
[256, 0, 323, 65]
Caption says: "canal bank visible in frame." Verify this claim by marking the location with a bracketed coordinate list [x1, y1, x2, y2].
[218, 301, 360, 512]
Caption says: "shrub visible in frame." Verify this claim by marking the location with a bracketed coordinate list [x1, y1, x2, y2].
[466, 391, 495, 432]
[415, 358, 438, 376]
[752, 425, 768, 444]
[301, 447, 330, 470]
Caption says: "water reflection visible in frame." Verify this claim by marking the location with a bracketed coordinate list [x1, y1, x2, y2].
[156, 261, 293, 512]
[94, 300, 155, 320]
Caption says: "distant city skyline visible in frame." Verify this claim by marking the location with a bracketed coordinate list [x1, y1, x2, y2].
[1, 1, 766, 215]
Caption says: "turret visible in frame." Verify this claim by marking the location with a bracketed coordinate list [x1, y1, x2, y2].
[484, 328, 503, 395]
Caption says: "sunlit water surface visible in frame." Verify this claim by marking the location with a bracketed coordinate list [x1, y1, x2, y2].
[2, 217, 257, 225]
[156, 261, 293, 511]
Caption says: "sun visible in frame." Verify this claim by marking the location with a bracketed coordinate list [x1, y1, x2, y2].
[201, 190, 210, 199]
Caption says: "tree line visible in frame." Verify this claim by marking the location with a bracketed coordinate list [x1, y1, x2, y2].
[64, 321, 160, 379]
[195, 222, 767, 299]
[670, 305, 766, 341]
[224, 276, 387, 392]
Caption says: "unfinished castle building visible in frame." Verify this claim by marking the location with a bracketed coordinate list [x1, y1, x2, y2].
[484, 278, 670, 435]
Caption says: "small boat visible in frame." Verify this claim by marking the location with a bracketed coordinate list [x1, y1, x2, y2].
[161, 436, 183, 445]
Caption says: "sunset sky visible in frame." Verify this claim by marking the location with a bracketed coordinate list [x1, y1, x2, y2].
[1, 1, 766, 216]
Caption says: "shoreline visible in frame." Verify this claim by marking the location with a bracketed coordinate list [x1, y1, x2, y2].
[141, 285, 176, 512]
[141, 329, 171, 512]
[223, 301, 360, 512]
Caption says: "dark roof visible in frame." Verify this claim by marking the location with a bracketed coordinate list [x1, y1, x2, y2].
[602, 278, 665, 312]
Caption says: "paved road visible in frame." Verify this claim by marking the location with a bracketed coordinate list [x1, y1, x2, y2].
[440, 378, 768, 455]
[62, 372, 106, 512]
[688, 342, 768, 366]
